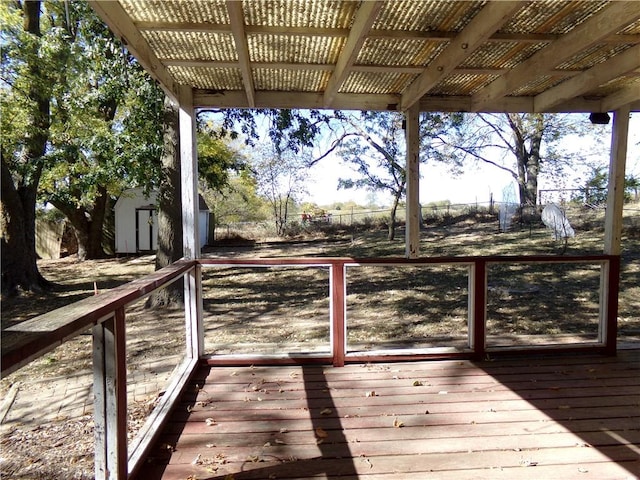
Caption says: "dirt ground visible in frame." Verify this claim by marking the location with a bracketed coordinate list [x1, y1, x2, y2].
[1, 217, 639, 479]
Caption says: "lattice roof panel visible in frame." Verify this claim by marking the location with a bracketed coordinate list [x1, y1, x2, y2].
[90, 0, 640, 112]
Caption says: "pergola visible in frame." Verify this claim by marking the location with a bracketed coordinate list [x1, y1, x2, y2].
[3, 1, 639, 478]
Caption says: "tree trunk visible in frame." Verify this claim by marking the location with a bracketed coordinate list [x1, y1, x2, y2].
[387, 192, 401, 241]
[51, 185, 109, 260]
[1, 1, 51, 296]
[1, 158, 50, 295]
[508, 114, 543, 207]
[146, 96, 184, 308]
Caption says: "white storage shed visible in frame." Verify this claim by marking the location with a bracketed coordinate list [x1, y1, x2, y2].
[114, 188, 210, 254]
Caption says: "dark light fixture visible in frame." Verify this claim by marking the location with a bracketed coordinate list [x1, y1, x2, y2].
[589, 112, 610, 125]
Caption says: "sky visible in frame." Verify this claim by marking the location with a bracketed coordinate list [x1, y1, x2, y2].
[302, 113, 640, 207]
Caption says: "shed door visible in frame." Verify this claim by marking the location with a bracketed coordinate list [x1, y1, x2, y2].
[135, 208, 157, 252]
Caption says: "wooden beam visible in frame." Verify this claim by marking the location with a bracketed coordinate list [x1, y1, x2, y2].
[405, 104, 420, 258]
[534, 45, 640, 112]
[401, 1, 522, 110]
[136, 21, 640, 45]
[226, 0, 255, 107]
[600, 83, 640, 113]
[88, 1, 177, 103]
[165, 58, 581, 79]
[471, 1, 640, 111]
[193, 89, 611, 113]
[324, 1, 383, 107]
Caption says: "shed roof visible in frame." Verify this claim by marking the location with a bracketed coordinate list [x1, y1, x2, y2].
[90, 0, 640, 113]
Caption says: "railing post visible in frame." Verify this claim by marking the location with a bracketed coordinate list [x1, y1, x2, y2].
[331, 262, 346, 367]
[602, 257, 620, 355]
[185, 264, 204, 359]
[469, 260, 487, 360]
[93, 307, 128, 480]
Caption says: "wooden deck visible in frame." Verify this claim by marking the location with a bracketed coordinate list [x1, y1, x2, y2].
[142, 350, 640, 480]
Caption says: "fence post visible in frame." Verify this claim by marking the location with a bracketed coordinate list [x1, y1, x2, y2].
[93, 307, 128, 479]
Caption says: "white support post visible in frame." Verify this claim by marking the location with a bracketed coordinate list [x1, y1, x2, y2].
[405, 104, 420, 258]
[93, 308, 128, 480]
[600, 105, 630, 351]
[179, 85, 200, 260]
[604, 106, 630, 256]
[178, 85, 204, 359]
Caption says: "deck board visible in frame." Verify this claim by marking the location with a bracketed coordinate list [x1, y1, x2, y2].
[142, 350, 640, 480]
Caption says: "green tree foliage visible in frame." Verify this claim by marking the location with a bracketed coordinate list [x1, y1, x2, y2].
[2, 1, 164, 274]
[37, 3, 164, 260]
[578, 166, 640, 205]
[1, 0, 59, 293]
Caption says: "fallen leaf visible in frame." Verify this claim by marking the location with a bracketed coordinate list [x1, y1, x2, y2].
[320, 408, 332, 415]
[279, 427, 289, 433]
[412, 380, 424, 386]
[192, 453, 202, 465]
[365, 391, 377, 397]
[274, 438, 286, 445]
[205, 418, 217, 426]
[230, 371, 239, 376]
[578, 467, 589, 473]
[438, 390, 448, 395]
[264, 441, 272, 447]
[393, 417, 404, 428]
[315, 427, 328, 438]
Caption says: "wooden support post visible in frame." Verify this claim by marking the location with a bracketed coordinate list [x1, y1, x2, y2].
[93, 308, 128, 480]
[331, 262, 346, 367]
[469, 260, 487, 359]
[179, 85, 204, 360]
[601, 105, 630, 354]
[405, 104, 420, 258]
[179, 84, 200, 260]
[604, 106, 630, 256]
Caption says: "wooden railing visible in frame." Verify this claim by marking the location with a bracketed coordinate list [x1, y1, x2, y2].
[0, 254, 620, 479]
[199, 254, 620, 366]
[1, 259, 199, 480]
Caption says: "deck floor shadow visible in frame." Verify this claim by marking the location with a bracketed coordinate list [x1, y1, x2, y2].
[140, 350, 640, 479]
